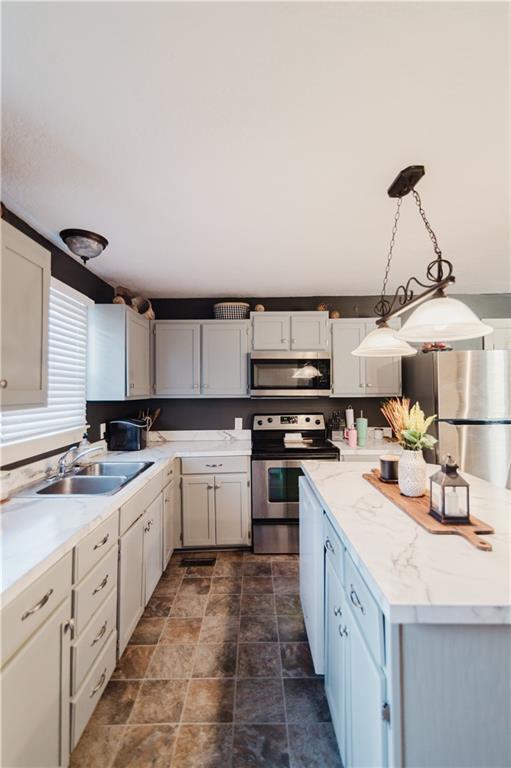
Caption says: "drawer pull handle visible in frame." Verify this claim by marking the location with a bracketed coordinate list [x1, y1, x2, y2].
[338, 624, 348, 637]
[91, 620, 108, 646]
[350, 586, 366, 615]
[90, 668, 107, 698]
[206, 463, 223, 468]
[21, 588, 54, 620]
[93, 575, 109, 595]
[334, 606, 342, 617]
[325, 537, 335, 554]
[93, 533, 110, 550]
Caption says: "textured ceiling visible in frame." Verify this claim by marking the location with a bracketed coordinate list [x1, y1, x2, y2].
[2, 1, 509, 298]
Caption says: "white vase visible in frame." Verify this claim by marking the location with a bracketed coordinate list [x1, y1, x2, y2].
[398, 450, 427, 497]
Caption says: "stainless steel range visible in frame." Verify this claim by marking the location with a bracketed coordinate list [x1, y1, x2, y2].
[251, 413, 340, 553]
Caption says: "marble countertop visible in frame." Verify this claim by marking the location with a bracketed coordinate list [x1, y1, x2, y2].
[1, 438, 251, 607]
[301, 460, 511, 625]
[331, 438, 403, 456]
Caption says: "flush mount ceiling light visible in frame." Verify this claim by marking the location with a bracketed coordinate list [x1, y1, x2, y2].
[59, 229, 108, 265]
[352, 165, 491, 357]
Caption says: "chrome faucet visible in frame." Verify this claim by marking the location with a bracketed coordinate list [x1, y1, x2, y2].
[56, 444, 102, 478]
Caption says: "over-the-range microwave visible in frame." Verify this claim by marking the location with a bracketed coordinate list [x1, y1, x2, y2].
[250, 351, 332, 397]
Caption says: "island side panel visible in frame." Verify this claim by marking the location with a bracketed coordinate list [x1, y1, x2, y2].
[401, 623, 511, 768]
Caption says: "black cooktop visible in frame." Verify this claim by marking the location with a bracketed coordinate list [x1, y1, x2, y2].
[252, 438, 339, 460]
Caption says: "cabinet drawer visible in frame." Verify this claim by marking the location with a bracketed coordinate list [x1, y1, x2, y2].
[119, 473, 162, 534]
[181, 455, 248, 475]
[345, 551, 384, 666]
[74, 511, 119, 583]
[1, 551, 72, 667]
[72, 546, 118, 635]
[71, 630, 117, 749]
[71, 588, 117, 694]
[323, 514, 344, 586]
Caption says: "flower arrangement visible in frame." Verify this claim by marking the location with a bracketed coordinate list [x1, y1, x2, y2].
[381, 398, 437, 451]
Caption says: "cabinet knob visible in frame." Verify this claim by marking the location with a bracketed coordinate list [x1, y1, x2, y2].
[366, 383, 373, 388]
[0, 379, 7, 388]
[325, 537, 335, 555]
[334, 606, 342, 617]
[281, 338, 288, 343]
[349, 585, 365, 615]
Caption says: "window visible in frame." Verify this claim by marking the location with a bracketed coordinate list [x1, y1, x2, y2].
[0, 278, 93, 464]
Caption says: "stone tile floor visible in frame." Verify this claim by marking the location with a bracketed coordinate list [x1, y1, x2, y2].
[70, 550, 342, 768]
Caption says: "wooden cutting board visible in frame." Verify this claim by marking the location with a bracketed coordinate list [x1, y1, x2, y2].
[363, 469, 494, 551]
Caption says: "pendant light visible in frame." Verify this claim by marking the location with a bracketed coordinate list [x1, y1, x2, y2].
[352, 194, 417, 358]
[352, 166, 491, 357]
[60, 228, 108, 265]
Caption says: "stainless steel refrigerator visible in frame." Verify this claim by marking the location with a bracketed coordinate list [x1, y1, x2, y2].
[403, 350, 511, 489]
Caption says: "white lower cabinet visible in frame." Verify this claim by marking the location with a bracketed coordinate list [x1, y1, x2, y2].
[1, 597, 72, 767]
[345, 603, 387, 768]
[163, 478, 176, 567]
[299, 476, 325, 674]
[143, 494, 163, 603]
[182, 475, 216, 547]
[324, 538, 388, 768]
[181, 459, 250, 547]
[325, 556, 348, 767]
[118, 514, 145, 656]
[214, 473, 249, 545]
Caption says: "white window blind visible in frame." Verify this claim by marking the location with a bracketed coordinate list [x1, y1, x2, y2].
[0, 278, 93, 464]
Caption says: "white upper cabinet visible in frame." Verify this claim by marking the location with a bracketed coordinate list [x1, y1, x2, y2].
[251, 312, 291, 350]
[201, 321, 249, 396]
[290, 312, 329, 350]
[251, 311, 329, 351]
[1, 220, 50, 407]
[126, 311, 151, 397]
[331, 319, 401, 397]
[153, 320, 249, 398]
[87, 305, 150, 400]
[154, 321, 200, 397]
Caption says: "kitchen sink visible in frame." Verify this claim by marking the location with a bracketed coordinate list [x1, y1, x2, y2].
[17, 461, 154, 497]
[76, 461, 153, 479]
[36, 475, 127, 495]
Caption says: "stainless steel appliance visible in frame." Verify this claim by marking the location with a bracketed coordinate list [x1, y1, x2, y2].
[403, 350, 511, 489]
[251, 413, 339, 552]
[250, 352, 331, 397]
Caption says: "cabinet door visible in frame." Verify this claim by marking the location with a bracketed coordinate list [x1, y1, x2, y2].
[364, 320, 402, 396]
[252, 313, 290, 351]
[163, 480, 175, 568]
[299, 477, 325, 674]
[483, 319, 511, 350]
[143, 494, 163, 603]
[331, 321, 365, 397]
[182, 475, 216, 547]
[1, 220, 50, 406]
[126, 311, 150, 397]
[325, 557, 348, 767]
[1, 598, 71, 767]
[154, 321, 201, 396]
[214, 473, 249, 546]
[345, 605, 387, 768]
[291, 312, 329, 350]
[201, 322, 249, 396]
[118, 515, 144, 655]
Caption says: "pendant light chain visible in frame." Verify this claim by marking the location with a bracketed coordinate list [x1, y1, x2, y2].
[412, 188, 443, 258]
[375, 197, 402, 316]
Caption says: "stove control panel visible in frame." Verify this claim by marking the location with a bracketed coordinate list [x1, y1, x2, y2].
[253, 414, 325, 431]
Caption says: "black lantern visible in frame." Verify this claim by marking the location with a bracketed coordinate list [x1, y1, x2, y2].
[429, 455, 470, 525]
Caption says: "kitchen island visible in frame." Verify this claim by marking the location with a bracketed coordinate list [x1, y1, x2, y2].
[299, 460, 510, 768]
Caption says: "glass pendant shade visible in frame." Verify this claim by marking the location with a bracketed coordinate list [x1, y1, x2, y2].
[397, 296, 493, 342]
[351, 324, 417, 357]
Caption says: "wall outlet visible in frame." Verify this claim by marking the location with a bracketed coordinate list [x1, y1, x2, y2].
[100, 422, 107, 440]
[234, 418, 243, 430]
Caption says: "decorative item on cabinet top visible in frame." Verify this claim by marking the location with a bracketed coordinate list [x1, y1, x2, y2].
[213, 302, 250, 319]
[113, 285, 155, 320]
